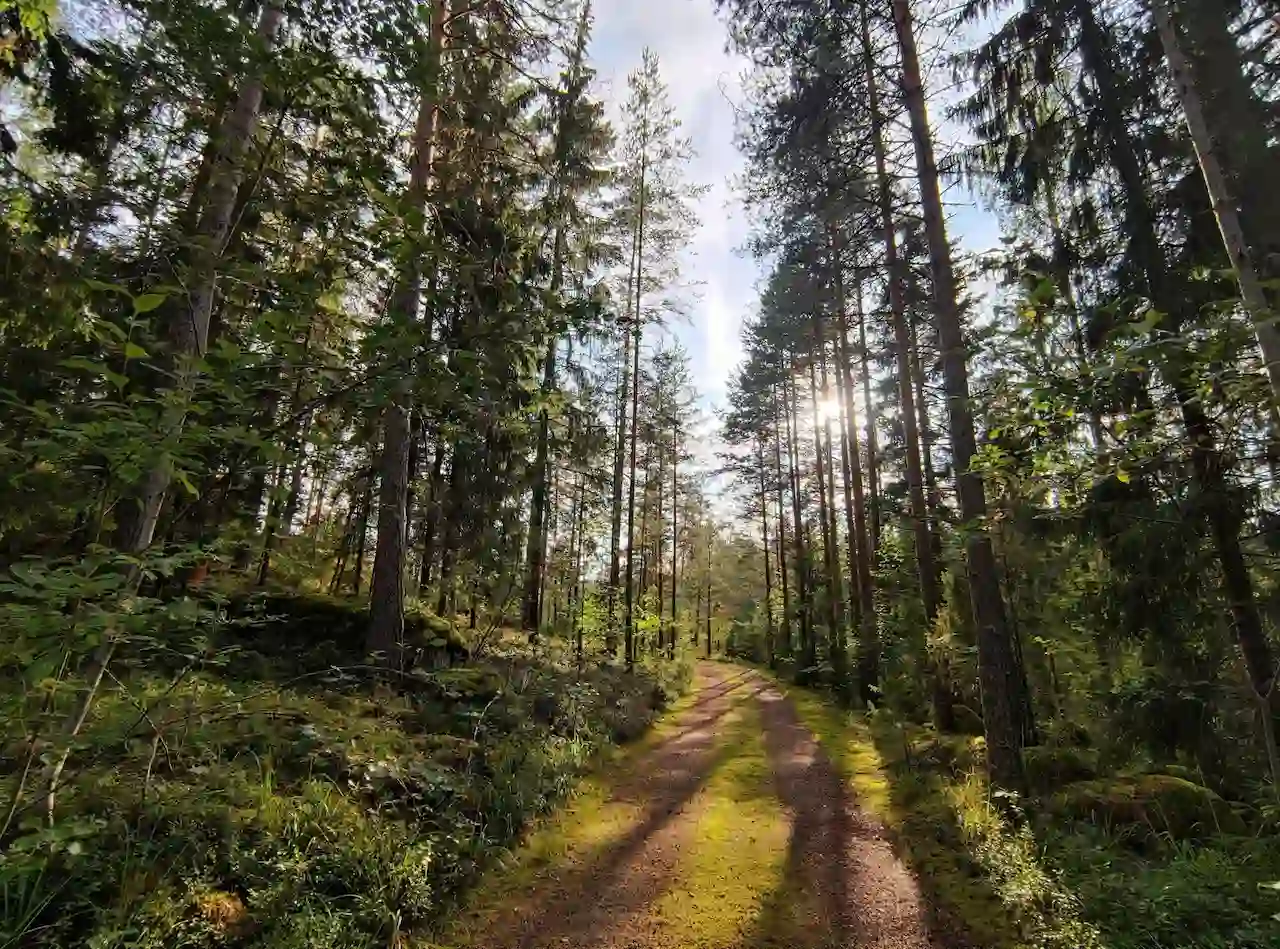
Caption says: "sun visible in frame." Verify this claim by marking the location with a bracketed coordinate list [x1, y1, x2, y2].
[815, 396, 843, 425]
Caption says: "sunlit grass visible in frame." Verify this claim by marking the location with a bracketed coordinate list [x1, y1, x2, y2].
[762, 672, 1109, 949]
[436, 666, 719, 947]
[650, 702, 789, 948]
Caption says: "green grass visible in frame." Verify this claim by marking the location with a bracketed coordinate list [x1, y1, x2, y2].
[439, 668, 793, 949]
[650, 702, 790, 948]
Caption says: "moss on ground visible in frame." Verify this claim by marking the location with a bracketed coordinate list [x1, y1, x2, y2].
[650, 702, 789, 948]
[0, 595, 691, 949]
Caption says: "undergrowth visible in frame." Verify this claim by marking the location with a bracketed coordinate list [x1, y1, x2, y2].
[0, 593, 693, 948]
[772, 674, 1280, 949]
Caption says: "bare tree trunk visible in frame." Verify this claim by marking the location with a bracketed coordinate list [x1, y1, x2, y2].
[670, 423, 679, 658]
[773, 386, 793, 656]
[623, 155, 648, 672]
[705, 528, 713, 659]
[861, 0, 940, 634]
[655, 440, 665, 654]
[784, 369, 813, 675]
[1154, 0, 1280, 404]
[812, 315, 847, 686]
[833, 262, 880, 704]
[894, 0, 1025, 788]
[855, 285, 881, 551]
[522, 314, 561, 634]
[758, 441, 775, 667]
[368, 0, 450, 661]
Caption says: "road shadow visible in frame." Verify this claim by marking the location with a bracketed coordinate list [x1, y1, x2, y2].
[736, 684, 944, 949]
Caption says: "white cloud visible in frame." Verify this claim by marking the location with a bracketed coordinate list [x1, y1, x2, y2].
[591, 0, 755, 410]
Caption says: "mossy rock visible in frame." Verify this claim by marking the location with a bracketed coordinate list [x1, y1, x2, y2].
[226, 592, 368, 652]
[1023, 745, 1099, 792]
[1049, 774, 1246, 840]
[951, 704, 984, 736]
[405, 608, 471, 668]
[431, 666, 505, 702]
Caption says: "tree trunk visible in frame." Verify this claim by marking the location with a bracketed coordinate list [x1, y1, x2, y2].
[833, 261, 880, 704]
[1078, 0, 1280, 762]
[607, 235, 638, 659]
[670, 424, 679, 658]
[855, 284, 881, 552]
[893, 0, 1026, 789]
[784, 369, 813, 676]
[623, 153, 648, 672]
[773, 386, 793, 657]
[758, 441, 775, 667]
[861, 0, 940, 634]
[368, 0, 450, 661]
[114, 4, 285, 558]
[349, 477, 370, 594]
[522, 321, 560, 634]
[705, 529, 713, 659]
[811, 316, 846, 685]
[1157, 0, 1280, 404]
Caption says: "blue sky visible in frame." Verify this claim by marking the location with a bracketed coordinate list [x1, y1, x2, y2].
[588, 0, 1002, 414]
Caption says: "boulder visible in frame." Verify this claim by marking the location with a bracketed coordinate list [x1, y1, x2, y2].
[1049, 774, 1246, 840]
[1023, 746, 1098, 792]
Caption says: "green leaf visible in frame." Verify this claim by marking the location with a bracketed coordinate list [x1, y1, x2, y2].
[173, 470, 199, 499]
[85, 278, 127, 294]
[123, 342, 148, 360]
[1115, 468, 1131, 484]
[132, 293, 167, 314]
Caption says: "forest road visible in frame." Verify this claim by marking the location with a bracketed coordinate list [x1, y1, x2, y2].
[439, 662, 942, 949]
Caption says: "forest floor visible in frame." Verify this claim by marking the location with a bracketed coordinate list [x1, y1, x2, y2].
[435, 662, 944, 949]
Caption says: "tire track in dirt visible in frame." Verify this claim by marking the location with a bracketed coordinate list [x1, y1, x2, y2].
[751, 680, 938, 949]
[451, 663, 767, 949]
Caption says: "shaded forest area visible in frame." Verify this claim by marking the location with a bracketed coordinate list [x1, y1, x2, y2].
[0, 0, 714, 945]
[3, 0, 1280, 947]
[714, 0, 1280, 946]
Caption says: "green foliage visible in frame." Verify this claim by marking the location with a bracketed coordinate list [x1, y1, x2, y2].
[0, 625, 685, 947]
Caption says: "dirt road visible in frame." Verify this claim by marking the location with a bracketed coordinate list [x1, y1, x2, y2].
[440, 663, 940, 949]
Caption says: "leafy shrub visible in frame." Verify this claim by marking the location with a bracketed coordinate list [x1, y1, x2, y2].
[0, 633, 687, 947]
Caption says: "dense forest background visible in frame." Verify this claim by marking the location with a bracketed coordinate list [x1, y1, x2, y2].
[2, 0, 1280, 946]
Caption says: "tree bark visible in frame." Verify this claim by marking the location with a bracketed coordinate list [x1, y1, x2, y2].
[893, 0, 1026, 788]
[114, 4, 285, 558]
[1157, 0, 1280, 404]
[1077, 0, 1280, 760]
[833, 260, 880, 703]
[773, 385, 793, 656]
[623, 151, 648, 671]
[784, 369, 814, 676]
[758, 439, 775, 667]
[368, 0, 450, 661]
[670, 423, 679, 658]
